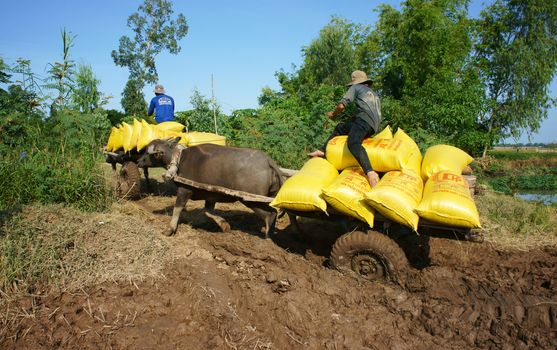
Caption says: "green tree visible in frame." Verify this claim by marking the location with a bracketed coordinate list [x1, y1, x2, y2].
[0, 57, 10, 85]
[12, 58, 43, 100]
[71, 64, 102, 113]
[185, 88, 222, 133]
[121, 78, 147, 117]
[279, 17, 372, 96]
[44, 29, 76, 112]
[298, 18, 366, 88]
[111, 0, 188, 89]
[0, 58, 45, 153]
[45, 109, 111, 150]
[105, 109, 127, 126]
[375, 0, 486, 153]
[476, 0, 557, 156]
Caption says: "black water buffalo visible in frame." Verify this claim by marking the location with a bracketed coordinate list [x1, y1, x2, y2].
[137, 138, 284, 237]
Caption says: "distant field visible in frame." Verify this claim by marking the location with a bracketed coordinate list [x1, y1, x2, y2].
[476, 150, 557, 194]
[488, 149, 557, 160]
[492, 146, 557, 152]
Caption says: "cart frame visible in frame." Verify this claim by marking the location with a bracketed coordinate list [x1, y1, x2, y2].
[172, 174, 483, 284]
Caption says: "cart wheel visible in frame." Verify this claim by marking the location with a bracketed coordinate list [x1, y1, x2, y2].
[116, 161, 141, 199]
[330, 230, 408, 284]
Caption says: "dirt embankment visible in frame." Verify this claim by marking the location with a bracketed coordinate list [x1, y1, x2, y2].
[2, 196, 557, 350]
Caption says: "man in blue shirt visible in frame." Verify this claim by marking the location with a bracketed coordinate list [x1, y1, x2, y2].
[308, 70, 382, 187]
[148, 84, 175, 123]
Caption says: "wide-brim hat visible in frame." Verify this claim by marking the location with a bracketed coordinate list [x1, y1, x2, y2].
[347, 70, 372, 86]
[154, 84, 165, 94]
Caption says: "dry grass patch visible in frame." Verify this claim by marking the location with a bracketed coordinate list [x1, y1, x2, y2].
[0, 200, 216, 344]
[0, 203, 175, 299]
[476, 191, 557, 249]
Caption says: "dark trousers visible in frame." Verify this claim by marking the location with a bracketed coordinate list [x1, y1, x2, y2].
[322, 116, 375, 174]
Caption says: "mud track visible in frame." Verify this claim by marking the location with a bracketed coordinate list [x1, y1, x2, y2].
[2, 195, 557, 349]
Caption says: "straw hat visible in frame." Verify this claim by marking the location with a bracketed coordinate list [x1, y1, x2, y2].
[347, 70, 372, 86]
[154, 84, 165, 94]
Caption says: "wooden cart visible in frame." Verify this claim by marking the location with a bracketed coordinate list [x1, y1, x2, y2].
[172, 174, 483, 284]
[104, 150, 148, 199]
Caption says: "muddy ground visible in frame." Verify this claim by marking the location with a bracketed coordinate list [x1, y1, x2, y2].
[1, 188, 557, 349]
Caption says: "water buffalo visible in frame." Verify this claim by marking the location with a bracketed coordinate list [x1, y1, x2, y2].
[137, 138, 284, 237]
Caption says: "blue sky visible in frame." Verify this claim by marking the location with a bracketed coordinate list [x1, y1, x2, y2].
[0, 0, 554, 143]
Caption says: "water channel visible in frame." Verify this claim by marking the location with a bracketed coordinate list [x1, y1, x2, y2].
[514, 191, 557, 205]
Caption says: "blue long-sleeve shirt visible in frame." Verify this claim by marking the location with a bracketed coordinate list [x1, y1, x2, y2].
[148, 94, 175, 123]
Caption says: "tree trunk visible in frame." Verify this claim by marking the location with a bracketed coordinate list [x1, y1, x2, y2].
[482, 113, 495, 158]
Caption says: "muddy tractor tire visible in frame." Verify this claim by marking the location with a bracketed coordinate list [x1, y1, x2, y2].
[330, 230, 408, 284]
[116, 161, 141, 199]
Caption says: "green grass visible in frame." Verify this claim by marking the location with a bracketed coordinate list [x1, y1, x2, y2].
[475, 152, 557, 193]
[488, 150, 557, 161]
[0, 205, 79, 290]
[476, 192, 557, 247]
[486, 175, 557, 194]
[0, 146, 114, 212]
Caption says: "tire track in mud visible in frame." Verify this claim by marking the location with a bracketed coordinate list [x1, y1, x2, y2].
[2, 197, 557, 349]
[112, 198, 557, 349]
[210, 227, 557, 349]
[401, 240, 557, 349]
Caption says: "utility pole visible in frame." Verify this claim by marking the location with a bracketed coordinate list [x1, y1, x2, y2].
[211, 74, 218, 134]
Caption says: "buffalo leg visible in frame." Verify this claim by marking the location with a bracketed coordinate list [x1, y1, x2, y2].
[288, 213, 301, 234]
[143, 167, 150, 184]
[204, 210, 231, 232]
[202, 200, 231, 232]
[166, 186, 192, 236]
[204, 200, 216, 211]
[251, 206, 277, 239]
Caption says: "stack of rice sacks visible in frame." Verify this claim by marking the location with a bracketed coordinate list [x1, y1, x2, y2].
[271, 126, 481, 232]
[105, 118, 226, 152]
[414, 145, 481, 229]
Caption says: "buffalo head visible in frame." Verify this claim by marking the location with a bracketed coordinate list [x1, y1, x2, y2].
[137, 137, 181, 169]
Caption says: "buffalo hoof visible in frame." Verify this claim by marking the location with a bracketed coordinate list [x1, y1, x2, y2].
[163, 228, 176, 236]
[260, 229, 272, 240]
[217, 221, 231, 232]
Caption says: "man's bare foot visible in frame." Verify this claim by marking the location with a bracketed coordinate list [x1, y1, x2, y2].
[367, 171, 380, 188]
[307, 150, 325, 158]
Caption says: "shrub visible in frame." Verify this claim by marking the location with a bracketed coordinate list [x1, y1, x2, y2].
[0, 144, 113, 213]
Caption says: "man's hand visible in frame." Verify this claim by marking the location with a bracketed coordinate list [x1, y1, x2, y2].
[326, 103, 345, 119]
[367, 171, 380, 188]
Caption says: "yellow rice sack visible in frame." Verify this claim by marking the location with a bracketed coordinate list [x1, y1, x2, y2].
[121, 122, 135, 152]
[270, 157, 338, 213]
[155, 121, 185, 133]
[415, 171, 481, 228]
[421, 144, 473, 181]
[393, 128, 422, 175]
[156, 129, 182, 140]
[364, 170, 423, 231]
[127, 119, 142, 151]
[106, 127, 122, 152]
[363, 138, 416, 172]
[322, 167, 375, 227]
[323, 126, 393, 170]
[176, 132, 190, 146]
[325, 135, 358, 170]
[326, 136, 416, 172]
[137, 120, 158, 151]
[186, 132, 226, 146]
[112, 127, 123, 151]
[373, 125, 393, 140]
